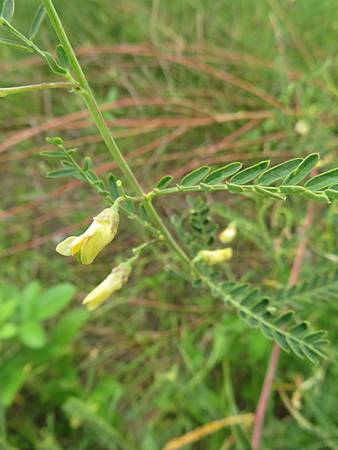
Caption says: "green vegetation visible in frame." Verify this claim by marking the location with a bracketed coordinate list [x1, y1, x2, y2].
[0, 0, 337, 449]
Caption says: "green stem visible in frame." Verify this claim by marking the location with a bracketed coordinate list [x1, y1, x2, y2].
[0, 81, 78, 98]
[41, 0, 192, 269]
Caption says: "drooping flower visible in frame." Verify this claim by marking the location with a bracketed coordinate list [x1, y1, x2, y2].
[195, 248, 233, 265]
[56, 205, 119, 265]
[83, 261, 132, 311]
[219, 222, 237, 244]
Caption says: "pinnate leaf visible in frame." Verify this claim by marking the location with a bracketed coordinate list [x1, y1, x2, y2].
[1, 0, 15, 21]
[258, 158, 302, 185]
[283, 153, 319, 185]
[156, 175, 173, 189]
[204, 162, 242, 185]
[305, 168, 338, 191]
[180, 166, 210, 186]
[29, 4, 46, 39]
[230, 160, 270, 185]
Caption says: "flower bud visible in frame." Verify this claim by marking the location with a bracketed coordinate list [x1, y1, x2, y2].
[219, 222, 237, 244]
[56, 204, 120, 265]
[294, 120, 310, 136]
[195, 248, 233, 265]
[83, 261, 132, 311]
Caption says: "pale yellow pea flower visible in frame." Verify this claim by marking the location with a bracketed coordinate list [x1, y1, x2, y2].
[83, 261, 132, 311]
[56, 205, 119, 265]
[195, 248, 233, 265]
[219, 222, 237, 244]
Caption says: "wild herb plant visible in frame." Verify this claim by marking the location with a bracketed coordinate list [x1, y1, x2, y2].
[1, 0, 337, 448]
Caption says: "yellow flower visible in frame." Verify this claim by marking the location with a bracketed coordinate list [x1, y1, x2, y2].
[83, 262, 132, 311]
[196, 248, 233, 265]
[219, 222, 237, 244]
[56, 206, 119, 265]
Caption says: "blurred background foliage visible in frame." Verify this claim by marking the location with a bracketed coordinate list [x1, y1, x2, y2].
[0, 0, 337, 448]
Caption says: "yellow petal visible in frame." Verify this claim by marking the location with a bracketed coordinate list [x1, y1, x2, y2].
[56, 236, 77, 256]
[197, 248, 233, 265]
[219, 224, 237, 244]
[70, 234, 88, 256]
[80, 224, 114, 265]
[83, 274, 122, 311]
[83, 262, 132, 311]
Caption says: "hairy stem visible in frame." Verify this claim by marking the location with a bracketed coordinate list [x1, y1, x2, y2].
[41, 0, 192, 269]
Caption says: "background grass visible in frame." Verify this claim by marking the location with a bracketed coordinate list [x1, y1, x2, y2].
[0, 0, 337, 449]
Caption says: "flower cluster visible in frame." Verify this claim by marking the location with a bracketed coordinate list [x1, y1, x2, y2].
[56, 199, 132, 310]
[195, 222, 237, 266]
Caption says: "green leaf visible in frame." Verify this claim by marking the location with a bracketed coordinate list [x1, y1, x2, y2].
[251, 298, 269, 314]
[107, 174, 119, 200]
[86, 170, 99, 183]
[204, 162, 242, 185]
[230, 161, 270, 185]
[47, 168, 77, 178]
[0, 361, 28, 407]
[283, 153, 319, 185]
[273, 311, 294, 327]
[43, 51, 68, 75]
[40, 150, 65, 158]
[51, 310, 88, 347]
[289, 322, 309, 337]
[56, 44, 70, 69]
[0, 37, 30, 51]
[156, 175, 173, 189]
[0, 323, 17, 339]
[304, 168, 338, 191]
[19, 322, 46, 348]
[35, 283, 76, 320]
[299, 345, 319, 365]
[1, 0, 15, 21]
[304, 331, 327, 344]
[180, 166, 210, 186]
[29, 4, 46, 40]
[0, 298, 18, 323]
[209, 279, 327, 363]
[46, 136, 64, 146]
[276, 270, 338, 307]
[19, 280, 42, 321]
[83, 156, 93, 171]
[274, 332, 289, 352]
[257, 158, 302, 185]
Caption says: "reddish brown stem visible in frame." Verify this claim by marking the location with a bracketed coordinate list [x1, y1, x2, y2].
[251, 200, 315, 450]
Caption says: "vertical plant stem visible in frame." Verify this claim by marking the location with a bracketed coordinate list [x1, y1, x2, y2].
[251, 201, 315, 450]
[0, 399, 6, 443]
[41, 0, 192, 269]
